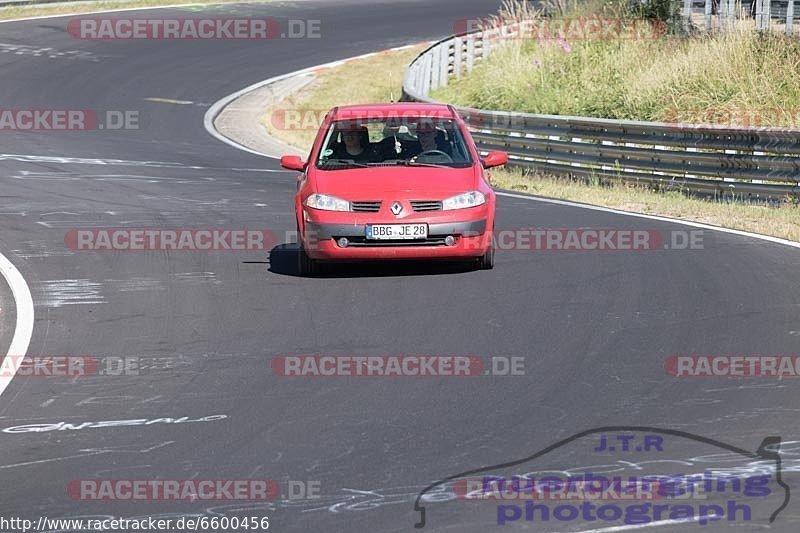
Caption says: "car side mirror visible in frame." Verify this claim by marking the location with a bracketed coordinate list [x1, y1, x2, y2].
[280, 155, 306, 172]
[482, 151, 509, 169]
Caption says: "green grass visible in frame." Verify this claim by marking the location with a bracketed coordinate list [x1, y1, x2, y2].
[433, 10, 800, 125]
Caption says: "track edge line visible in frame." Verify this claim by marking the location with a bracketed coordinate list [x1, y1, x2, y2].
[0, 252, 34, 398]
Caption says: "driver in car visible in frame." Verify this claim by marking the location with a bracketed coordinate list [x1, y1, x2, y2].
[403, 121, 452, 160]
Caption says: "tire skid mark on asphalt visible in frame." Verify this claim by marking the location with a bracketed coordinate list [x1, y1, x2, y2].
[1, 153, 284, 172]
[39, 279, 105, 308]
[35, 274, 231, 308]
[0, 440, 175, 471]
[0, 42, 104, 61]
[11, 240, 74, 259]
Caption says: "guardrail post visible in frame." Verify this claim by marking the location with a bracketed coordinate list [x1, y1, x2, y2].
[764, 0, 772, 30]
[439, 43, 450, 88]
[719, 0, 735, 30]
[759, 0, 766, 31]
[763, 0, 772, 30]
[430, 46, 441, 91]
[421, 53, 432, 96]
[453, 36, 463, 79]
[466, 36, 476, 72]
[755, 0, 770, 32]
[787, 0, 795, 35]
[704, 0, 713, 30]
[682, 0, 693, 32]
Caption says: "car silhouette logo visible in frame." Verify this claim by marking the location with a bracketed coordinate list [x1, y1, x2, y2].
[391, 201, 403, 216]
[413, 426, 790, 529]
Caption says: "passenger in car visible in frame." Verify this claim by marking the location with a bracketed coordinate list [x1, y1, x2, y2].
[329, 124, 381, 163]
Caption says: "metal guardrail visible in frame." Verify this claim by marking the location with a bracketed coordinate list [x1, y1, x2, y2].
[683, 0, 798, 32]
[402, 26, 800, 199]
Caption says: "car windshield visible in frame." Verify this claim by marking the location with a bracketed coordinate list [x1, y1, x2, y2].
[315, 116, 474, 170]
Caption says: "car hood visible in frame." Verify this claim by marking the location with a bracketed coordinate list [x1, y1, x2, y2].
[312, 165, 478, 197]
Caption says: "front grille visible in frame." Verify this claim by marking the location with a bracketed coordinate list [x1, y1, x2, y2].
[343, 237, 451, 247]
[351, 201, 382, 213]
[410, 200, 443, 212]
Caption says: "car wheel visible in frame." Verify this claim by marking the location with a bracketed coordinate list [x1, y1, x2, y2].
[297, 244, 319, 277]
[476, 243, 495, 270]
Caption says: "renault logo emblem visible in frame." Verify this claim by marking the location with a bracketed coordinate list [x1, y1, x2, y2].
[390, 201, 403, 216]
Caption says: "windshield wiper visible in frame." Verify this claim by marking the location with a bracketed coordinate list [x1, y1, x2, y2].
[318, 159, 371, 169]
[382, 160, 453, 169]
[403, 161, 454, 169]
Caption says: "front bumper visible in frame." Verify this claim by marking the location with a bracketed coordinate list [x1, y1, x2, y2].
[302, 219, 490, 260]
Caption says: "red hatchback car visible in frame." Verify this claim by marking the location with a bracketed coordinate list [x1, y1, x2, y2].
[280, 103, 508, 276]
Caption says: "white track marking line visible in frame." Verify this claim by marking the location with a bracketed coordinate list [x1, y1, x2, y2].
[0, 252, 34, 398]
[563, 518, 699, 533]
[496, 191, 800, 250]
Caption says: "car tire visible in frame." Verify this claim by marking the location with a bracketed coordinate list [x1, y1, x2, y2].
[297, 244, 319, 277]
[476, 243, 495, 270]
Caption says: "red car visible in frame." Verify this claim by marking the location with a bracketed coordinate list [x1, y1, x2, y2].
[280, 103, 508, 276]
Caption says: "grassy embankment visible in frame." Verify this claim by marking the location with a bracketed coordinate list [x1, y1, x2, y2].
[435, 0, 800, 123]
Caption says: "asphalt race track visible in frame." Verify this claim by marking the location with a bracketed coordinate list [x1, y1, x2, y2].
[1, 1, 799, 531]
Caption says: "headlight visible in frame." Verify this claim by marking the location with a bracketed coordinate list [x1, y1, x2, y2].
[442, 191, 486, 210]
[304, 194, 350, 212]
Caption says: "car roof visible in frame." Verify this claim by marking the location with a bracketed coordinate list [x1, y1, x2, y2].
[331, 103, 457, 121]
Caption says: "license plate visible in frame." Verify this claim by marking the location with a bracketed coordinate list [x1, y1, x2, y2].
[366, 224, 428, 240]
